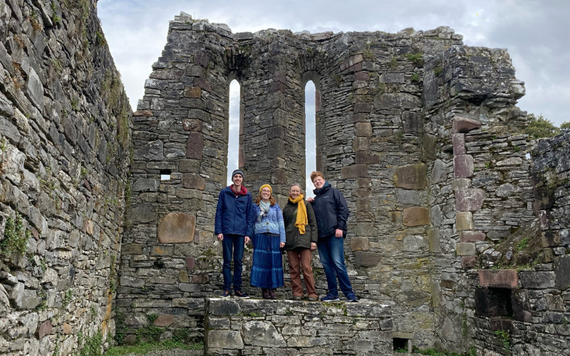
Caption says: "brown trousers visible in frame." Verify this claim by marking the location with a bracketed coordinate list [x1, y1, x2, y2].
[287, 249, 317, 298]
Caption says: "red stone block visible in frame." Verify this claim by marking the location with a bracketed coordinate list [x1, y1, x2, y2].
[478, 269, 518, 288]
[186, 132, 203, 159]
[186, 257, 195, 271]
[36, 321, 53, 339]
[454, 155, 474, 178]
[452, 117, 481, 133]
[452, 133, 465, 155]
[455, 188, 485, 212]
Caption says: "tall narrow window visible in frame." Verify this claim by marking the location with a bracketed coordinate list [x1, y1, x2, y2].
[305, 81, 316, 198]
[227, 80, 240, 185]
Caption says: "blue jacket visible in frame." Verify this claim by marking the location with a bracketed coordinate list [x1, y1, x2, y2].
[311, 182, 349, 238]
[215, 186, 255, 237]
[253, 203, 286, 243]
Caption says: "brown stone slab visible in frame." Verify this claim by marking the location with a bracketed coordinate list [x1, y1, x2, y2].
[36, 321, 53, 338]
[456, 242, 476, 256]
[63, 323, 72, 334]
[341, 164, 368, 179]
[355, 122, 372, 136]
[182, 173, 206, 190]
[182, 119, 202, 132]
[461, 256, 477, 269]
[158, 212, 196, 244]
[403, 207, 429, 226]
[478, 269, 518, 288]
[184, 87, 202, 98]
[153, 314, 175, 327]
[186, 132, 203, 159]
[394, 163, 427, 190]
[452, 117, 481, 133]
[452, 133, 465, 155]
[350, 237, 370, 251]
[354, 251, 381, 268]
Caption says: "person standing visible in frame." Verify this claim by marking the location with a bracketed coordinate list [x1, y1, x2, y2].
[215, 169, 255, 298]
[283, 183, 319, 301]
[250, 184, 286, 299]
[308, 171, 358, 302]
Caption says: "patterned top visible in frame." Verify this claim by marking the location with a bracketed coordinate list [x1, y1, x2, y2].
[253, 203, 286, 243]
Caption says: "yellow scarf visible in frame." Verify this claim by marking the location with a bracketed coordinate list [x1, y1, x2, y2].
[289, 194, 307, 235]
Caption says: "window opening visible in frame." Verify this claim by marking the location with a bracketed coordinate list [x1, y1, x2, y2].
[160, 169, 171, 181]
[305, 80, 316, 197]
[227, 80, 240, 185]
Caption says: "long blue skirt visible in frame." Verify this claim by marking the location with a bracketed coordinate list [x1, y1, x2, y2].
[250, 233, 284, 289]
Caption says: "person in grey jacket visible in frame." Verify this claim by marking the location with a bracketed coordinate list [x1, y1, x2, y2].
[282, 183, 319, 301]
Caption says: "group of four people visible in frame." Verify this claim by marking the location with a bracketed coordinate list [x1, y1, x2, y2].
[214, 169, 358, 302]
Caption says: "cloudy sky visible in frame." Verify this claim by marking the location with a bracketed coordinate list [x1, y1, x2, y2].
[98, 0, 570, 188]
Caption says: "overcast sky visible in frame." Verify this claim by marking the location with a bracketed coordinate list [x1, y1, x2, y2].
[98, 0, 570, 189]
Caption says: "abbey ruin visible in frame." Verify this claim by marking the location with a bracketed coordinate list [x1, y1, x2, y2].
[0, 1, 569, 355]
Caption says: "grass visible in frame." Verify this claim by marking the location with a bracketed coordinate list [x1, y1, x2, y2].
[105, 340, 203, 356]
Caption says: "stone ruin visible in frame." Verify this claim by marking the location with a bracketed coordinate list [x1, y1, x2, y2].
[0, 1, 569, 355]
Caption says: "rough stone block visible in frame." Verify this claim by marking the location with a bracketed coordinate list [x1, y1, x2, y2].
[452, 133, 465, 155]
[353, 137, 369, 151]
[134, 140, 164, 161]
[132, 178, 159, 192]
[207, 330, 244, 349]
[461, 256, 477, 268]
[454, 155, 474, 178]
[354, 103, 373, 113]
[355, 151, 379, 164]
[428, 229, 441, 252]
[478, 270, 518, 288]
[403, 207, 429, 226]
[209, 299, 241, 316]
[186, 257, 195, 271]
[452, 117, 481, 133]
[341, 164, 368, 179]
[554, 255, 570, 289]
[179, 159, 200, 173]
[243, 321, 286, 347]
[456, 212, 473, 231]
[182, 119, 202, 132]
[402, 111, 421, 135]
[455, 188, 485, 212]
[184, 86, 202, 98]
[456, 242, 476, 256]
[182, 173, 206, 190]
[354, 251, 381, 268]
[119, 243, 142, 256]
[63, 323, 72, 335]
[404, 235, 427, 252]
[355, 122, 372, 137]
[186, 132, 203, 159]
[158, 212, 196, 243]
[153, 314, 175, 327]
[36, 321, 52, 339]
[394, 163, 427, 190]
[460, 231, 486, 242]
[350, 237, 370, 251]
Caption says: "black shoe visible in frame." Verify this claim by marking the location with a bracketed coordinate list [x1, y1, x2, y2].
[219, 290, 231, 298]
[234, 290, 249, 298]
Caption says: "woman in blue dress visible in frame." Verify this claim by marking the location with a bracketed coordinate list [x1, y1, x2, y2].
[250, 184, 286, 299]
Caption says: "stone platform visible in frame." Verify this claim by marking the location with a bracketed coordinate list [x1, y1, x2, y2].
[204, 298, 392, 355]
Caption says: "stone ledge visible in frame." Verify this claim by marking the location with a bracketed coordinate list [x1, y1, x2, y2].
[204, 298, 392, 355]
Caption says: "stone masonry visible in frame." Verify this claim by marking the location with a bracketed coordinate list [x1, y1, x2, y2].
[0, 0, 130, 354]
[2, 4, 570, 356]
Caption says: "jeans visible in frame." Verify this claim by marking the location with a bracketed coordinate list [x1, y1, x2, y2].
[222, 234, 244, 291]
[317, 235, 354, 298]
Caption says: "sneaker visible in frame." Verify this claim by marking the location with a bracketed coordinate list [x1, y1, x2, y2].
[234, 290, 249, 298]
[347, 295, 359, 302]
[321, 294, 340, 302]
[219, 290, 231, 298]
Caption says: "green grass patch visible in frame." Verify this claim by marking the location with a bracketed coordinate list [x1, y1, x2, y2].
[105, 340, 202, 356]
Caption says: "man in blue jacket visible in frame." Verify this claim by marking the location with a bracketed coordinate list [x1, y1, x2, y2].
[215, 169, 255, 298]
[309, 171, 358, 302]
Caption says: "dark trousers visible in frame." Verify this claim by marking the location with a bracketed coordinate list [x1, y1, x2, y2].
[222, 234, 244, 291]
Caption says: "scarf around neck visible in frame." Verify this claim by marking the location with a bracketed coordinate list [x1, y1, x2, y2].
[258, 200, 271, 222]
[289, 194, 307, 234]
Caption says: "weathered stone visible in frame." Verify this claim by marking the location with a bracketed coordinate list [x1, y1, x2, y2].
[402, 111, 421, 135]
[394, 163, 427, 190]
[26, 67, 44, 112]
[431, 159, 447, 184]
[452, 133, 465, 155]
[158, 212, 196, 243]
[404, 235, 427, 252]
[518, 271, 555, 289]
[554, 255, 570, 289]
[452, 117, 481, 133]
[36, 321, 52, 339]
[461, 256, 477, 269]
[243, 321, 286, 347]
[354, 251, 381, 268]
[454, 155, 474, 178]
[456, 212, 473, 230]
[460, 231, 486, 242]
[182, 173, 206, 190]
[478, 270, 518, 288]
[207, 330, 244, 349]
[132, 178, 160, 192]
[186, 132, 203, 159]
[355, 122, 372, 137]
[341, 164, 368, 179]
[456, 243, 476, 256]
[403, 207, 429, 226]
[134, 140, 164, 161]
[455, 188, 485, 212]
[350, 237, 370, 251]
[153, 314, 175, 327]
[63, 323, 72, 334]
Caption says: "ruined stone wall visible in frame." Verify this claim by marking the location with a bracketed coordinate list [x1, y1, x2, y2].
[204, 298, 392, 355]
[0, 0, 131, 354]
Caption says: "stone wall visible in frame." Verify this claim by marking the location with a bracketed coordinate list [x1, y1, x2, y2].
[204, 298, 392, 355]
[0, 0, 131, 354]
